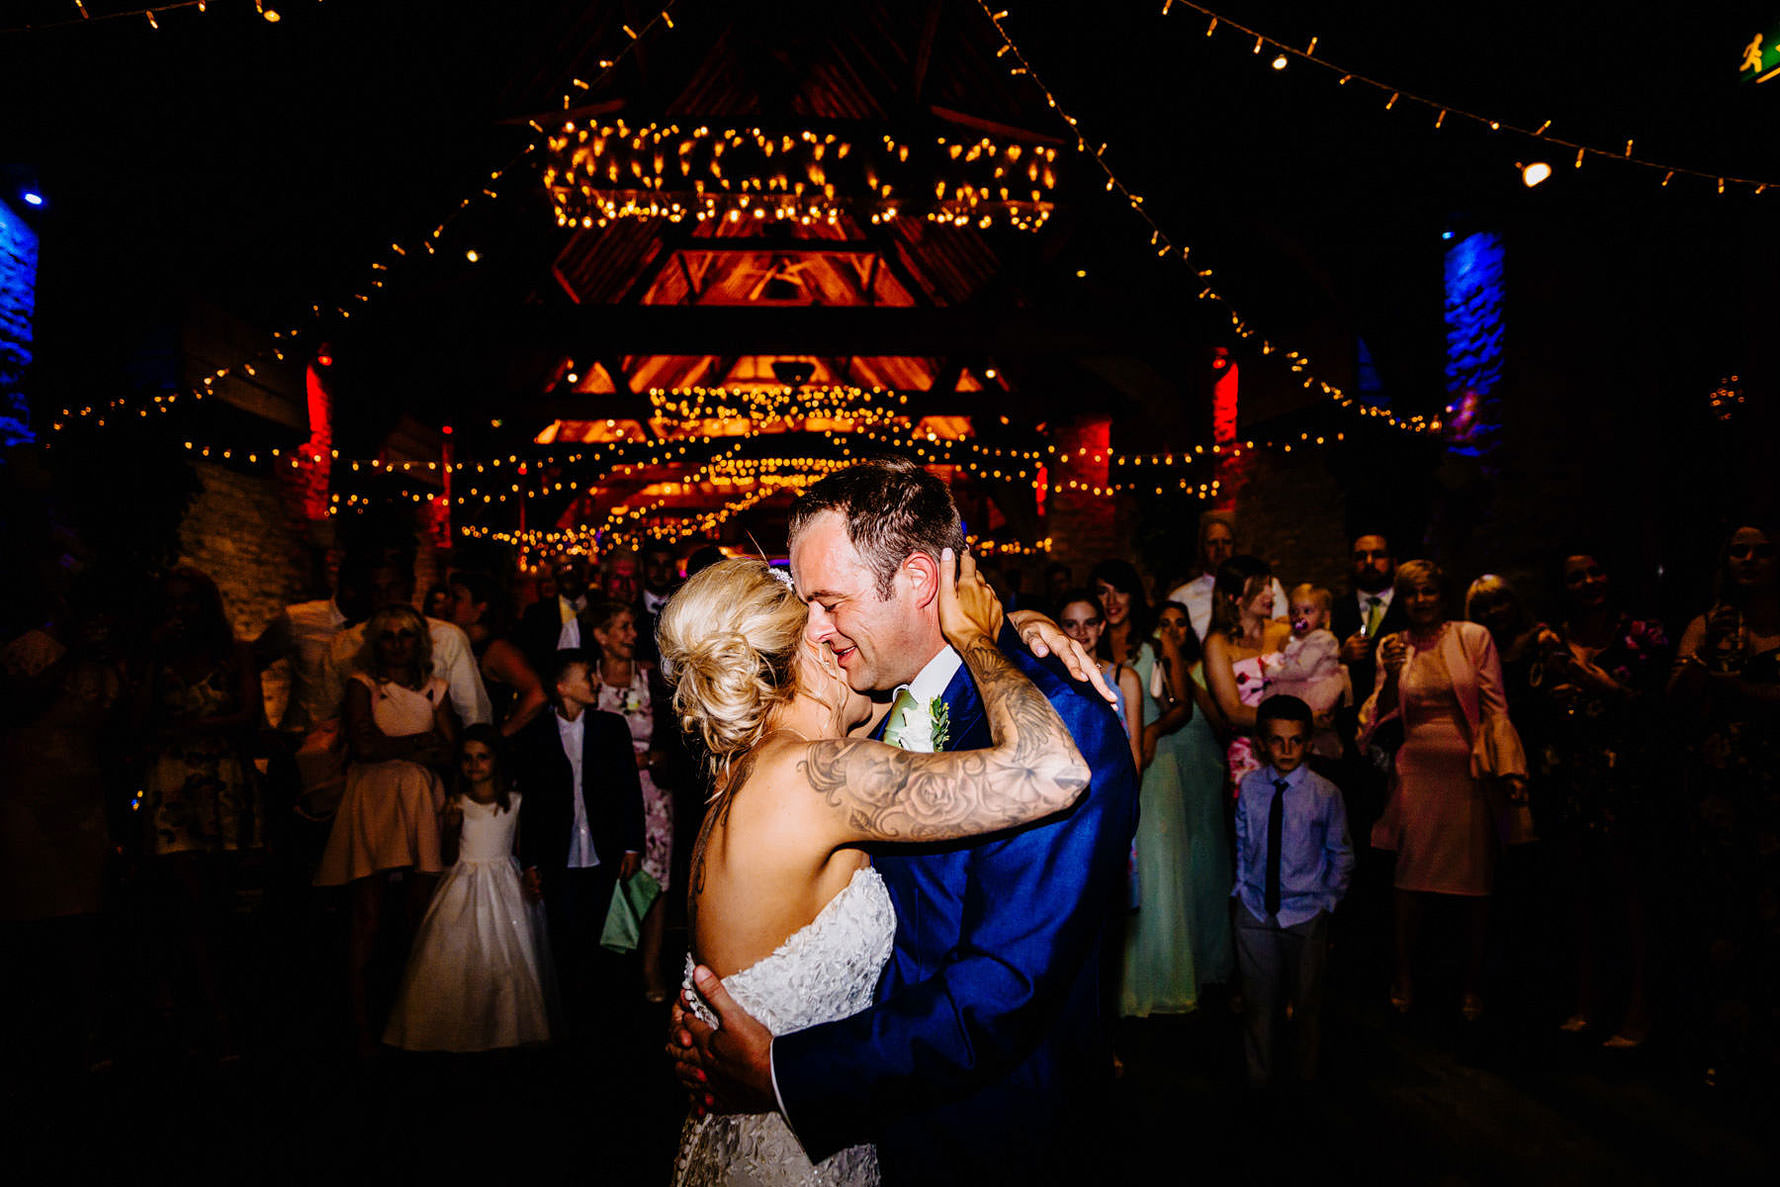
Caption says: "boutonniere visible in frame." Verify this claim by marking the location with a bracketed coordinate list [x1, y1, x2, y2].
[622, 692, 644, 714]
[929, 698, 950, 752]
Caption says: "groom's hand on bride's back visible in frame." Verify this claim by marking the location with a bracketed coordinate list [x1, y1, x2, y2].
[668, 964, 776, 1116]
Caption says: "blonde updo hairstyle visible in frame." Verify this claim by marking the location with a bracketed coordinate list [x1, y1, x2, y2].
[655, 558, 810, 786]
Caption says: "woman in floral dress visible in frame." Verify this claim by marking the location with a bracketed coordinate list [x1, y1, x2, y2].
[585, 598, 680, 1002]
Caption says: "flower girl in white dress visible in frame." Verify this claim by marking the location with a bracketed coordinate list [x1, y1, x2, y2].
[384, 725, 556, 1051]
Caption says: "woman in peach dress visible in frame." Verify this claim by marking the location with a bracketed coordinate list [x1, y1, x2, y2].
[1362, 560, 1526, 1022]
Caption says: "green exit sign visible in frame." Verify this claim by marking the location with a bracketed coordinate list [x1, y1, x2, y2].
[1740, 28, 1780, 82]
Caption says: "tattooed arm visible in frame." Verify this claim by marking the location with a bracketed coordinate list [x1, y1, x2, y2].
[798, 548, 1091, 845]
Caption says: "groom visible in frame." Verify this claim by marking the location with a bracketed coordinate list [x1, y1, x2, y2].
[674, 458, 1139, 1183]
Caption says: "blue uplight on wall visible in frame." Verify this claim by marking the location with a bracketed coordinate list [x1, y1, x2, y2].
[0, 193, 39, 447]
[1443, 230, 1505, 459]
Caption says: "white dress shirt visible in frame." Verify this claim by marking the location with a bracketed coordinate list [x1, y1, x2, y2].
[888, 647, 965, 753]
[557, 616, 582, 651]
[276, 598, 347, 732]
[1167, 574, 1289, 641]
[1354, 586, 1395, 635]
[554, 708, 600, 869]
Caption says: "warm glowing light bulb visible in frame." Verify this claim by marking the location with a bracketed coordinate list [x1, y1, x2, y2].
[263, 8, 281, 21]
[1271, 54, 1288, 70]
[1521, 161, 1552, 187]
[465, 249, 480, 262]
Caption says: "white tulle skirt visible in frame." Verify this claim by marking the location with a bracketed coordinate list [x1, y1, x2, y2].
[383, 855, 557, 1051]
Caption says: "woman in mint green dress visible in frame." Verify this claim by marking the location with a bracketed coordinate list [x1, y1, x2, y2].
[1089, 565, 1229, 1013]
[1154, 601, 1234, 992]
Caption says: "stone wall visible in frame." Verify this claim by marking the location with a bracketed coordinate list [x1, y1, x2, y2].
[1217, 447, 1352, 598]
[175, 458, 446, 723]
[178, 459, 315, 642]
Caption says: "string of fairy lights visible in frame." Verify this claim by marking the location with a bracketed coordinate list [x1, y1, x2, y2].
[1159, 0, 1780, 196]
[542, 122, 1058, 231]
[46, 1, 1543, 558]
[1, 0, 303, 34]
[44, 1, 685, 431]
[975, 0, 1439, 436]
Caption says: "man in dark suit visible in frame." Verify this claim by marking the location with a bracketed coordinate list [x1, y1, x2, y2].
[515, 648, 645, 1034]
[635, 541, 682, 665]
[518, 559, 588, 678]
[1331, 533, 1406, 706]
[1329, 533, 1406, 867]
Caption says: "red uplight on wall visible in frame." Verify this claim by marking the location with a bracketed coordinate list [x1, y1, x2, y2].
[1211, 347, 1239, 446]
[315, 351, 334, 368]
[441, 424, 453, 436]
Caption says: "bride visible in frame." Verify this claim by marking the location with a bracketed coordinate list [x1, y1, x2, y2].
[657, 549, 1090, 1186]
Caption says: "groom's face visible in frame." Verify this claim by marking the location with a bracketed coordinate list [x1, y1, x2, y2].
[790, 510, 934, 693]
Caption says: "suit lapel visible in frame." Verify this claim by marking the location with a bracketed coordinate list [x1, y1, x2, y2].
[938, 662, 986, 751]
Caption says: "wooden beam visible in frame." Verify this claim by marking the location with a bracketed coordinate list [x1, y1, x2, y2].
[676, 253, 703, 302]
[862, 253, 882, 306]
[528, 387, 1043, 425]
[521, 305, 1193, 356]
[674, 237, 878, 254]
[928, 105, 1066, 146]
[600, 355, 634, 395]
[911, 1, 944, 105]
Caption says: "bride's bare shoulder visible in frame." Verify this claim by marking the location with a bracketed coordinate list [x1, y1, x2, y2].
[722, 734, 824, 816]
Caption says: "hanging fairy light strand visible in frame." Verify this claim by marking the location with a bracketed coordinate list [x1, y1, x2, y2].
[1, 0, 304, 35]
[1160, 0, 1780, 195]
[47, 2, 684, 432]
[974, 2, 1439, 435]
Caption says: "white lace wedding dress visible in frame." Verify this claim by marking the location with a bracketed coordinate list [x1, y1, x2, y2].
[673, 865, 895, 1187]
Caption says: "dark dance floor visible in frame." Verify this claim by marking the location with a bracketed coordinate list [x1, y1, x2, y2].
[7, 864, 1775, 1185]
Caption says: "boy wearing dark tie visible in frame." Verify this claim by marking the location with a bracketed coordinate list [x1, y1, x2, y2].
[1233, 694, 1353, 1087]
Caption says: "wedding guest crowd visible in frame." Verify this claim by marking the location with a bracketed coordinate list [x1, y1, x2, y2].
[5, 507, 1778, 1115]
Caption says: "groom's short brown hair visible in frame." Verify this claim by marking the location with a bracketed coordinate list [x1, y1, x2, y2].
[788, 457, 966, 600]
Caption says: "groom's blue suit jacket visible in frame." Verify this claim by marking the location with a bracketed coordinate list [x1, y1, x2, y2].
[772, 622, 1140, 1183]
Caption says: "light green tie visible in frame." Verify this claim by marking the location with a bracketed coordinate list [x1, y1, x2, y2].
[882, 687, 918, 750]
[1365, 596, 1385, 638]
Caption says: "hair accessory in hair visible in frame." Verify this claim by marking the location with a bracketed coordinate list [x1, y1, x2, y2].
[768, 566, 795, 590]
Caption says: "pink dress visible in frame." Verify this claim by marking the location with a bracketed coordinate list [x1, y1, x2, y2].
[1226, 653, 1270, 794]
[314, 674, 447, 885]
[1361, 622, 1526, 897]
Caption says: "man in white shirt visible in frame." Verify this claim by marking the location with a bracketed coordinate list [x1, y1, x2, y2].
[253, 559, 376, 734]
[1165, 512, 1287, 639]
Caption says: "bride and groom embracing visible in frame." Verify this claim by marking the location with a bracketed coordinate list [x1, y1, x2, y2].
[659, 458, 1140, 1185]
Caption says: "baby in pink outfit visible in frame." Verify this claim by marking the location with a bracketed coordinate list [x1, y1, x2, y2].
[1262, 584, 1349, 758]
